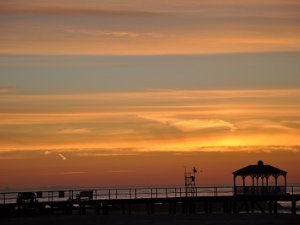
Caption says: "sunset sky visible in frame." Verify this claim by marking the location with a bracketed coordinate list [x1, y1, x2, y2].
[0, 0, 300, 189]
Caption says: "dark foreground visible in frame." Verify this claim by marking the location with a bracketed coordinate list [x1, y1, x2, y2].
[1, 214, 300, 225]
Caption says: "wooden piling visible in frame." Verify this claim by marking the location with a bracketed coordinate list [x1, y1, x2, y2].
[291, 200, 296, 215]
[273, 201, 277, 214]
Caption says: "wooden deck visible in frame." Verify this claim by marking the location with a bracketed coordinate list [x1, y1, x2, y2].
[0, 186, 299, 216]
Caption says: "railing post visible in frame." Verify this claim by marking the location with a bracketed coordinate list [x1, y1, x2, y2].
[3, 193, 5, 205]
[129, 189, 132, 199]
[151, 188, 153, 198]
[135, 189, 137, 199]
[108, 189, 111, 200]
[116, 189, 118, 200]
[166, 188, 168, 198]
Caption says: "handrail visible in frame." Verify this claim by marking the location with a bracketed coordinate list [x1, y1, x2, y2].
[0, 185, 299, 205]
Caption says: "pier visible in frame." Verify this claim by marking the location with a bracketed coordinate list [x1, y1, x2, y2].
[0, 186, 299, 216]
[1, 161, 299, 217]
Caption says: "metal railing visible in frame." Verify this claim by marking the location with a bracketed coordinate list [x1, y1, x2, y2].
[0, 185, 299, 205]
[234, 186, 288, 195]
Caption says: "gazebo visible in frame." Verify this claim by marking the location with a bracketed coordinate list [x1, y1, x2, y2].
[233, 160, 287, 195]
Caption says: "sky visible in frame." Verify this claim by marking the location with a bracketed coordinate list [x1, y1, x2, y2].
[0, 0, 300, 189]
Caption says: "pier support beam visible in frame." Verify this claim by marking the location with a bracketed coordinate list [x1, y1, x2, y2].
[208, 201, 212, 214]
[79, 204, 86, 215]
[251, 201, 255, 214]
[245, 201, 249, 214]
[103, 204, 109, 215]
[182, 202, 186, 214]
[128, 204, 132, 215]
[224, 200, 232, 214]
[292, 200, 296, 215]
[96, 204, 101, 215]
[147, 203, 155, 215]
[268, 201, 273, 214]
[204, 200, 212, 214]
[232, 200, 237, 214]
[50, 204, 54, 215]
[273, 201, 277, 214]
[168, 202, 176, 214]
[66, 204, 73, 215]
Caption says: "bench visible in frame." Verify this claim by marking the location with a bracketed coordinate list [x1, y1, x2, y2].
[76, 190, 93, 201]
[17, 192, 36, 204]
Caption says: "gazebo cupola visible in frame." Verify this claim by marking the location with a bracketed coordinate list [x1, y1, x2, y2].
[232, 160, 287, 195]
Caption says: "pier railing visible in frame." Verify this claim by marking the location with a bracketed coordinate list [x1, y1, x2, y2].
[234, 186, 287, 195]
[0, 186, 299, 205]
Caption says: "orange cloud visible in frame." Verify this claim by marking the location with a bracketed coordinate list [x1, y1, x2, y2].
[0, 89, 300, 152]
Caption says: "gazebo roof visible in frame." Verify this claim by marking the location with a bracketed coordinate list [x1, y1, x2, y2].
[233, 160, 287, 177]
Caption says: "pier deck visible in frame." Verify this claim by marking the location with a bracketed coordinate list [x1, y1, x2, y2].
[1, 186, 299, 216]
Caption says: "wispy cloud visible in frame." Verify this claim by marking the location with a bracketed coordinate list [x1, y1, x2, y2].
[58, 153, 67, 161]
[58, 171, 87, 175]
[1, 1, 299, 55]
[141, 116, 237, 132]
[0, 89, 300, 152]
[58, 128, 92, 134]
[66, 29, 165, 39]
[1, 146, 300, 158]
[236, 119, 294, 131]
[0, 5, 160, 17]
[109, 170, 133, 173]
[0, 87, 16, 94]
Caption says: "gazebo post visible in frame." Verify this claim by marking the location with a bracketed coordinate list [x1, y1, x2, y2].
[233, 175, 236, 195]
[261, 176, 265, 193]
[251, 176, 255, 193]
[256, 176, 259, 193]
[242, 176, 246, 194]
[266, 176, 269, 193]
[284, 175, 287, 194]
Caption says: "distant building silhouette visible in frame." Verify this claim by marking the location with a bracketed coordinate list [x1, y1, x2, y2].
[233, 160, 287, 195]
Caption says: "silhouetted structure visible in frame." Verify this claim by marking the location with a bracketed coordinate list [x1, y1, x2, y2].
[233, 160, 287, 195]
[76, 190, 93, 201]
[16, 192, 36, 205]
[184, 167, 197, 197]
